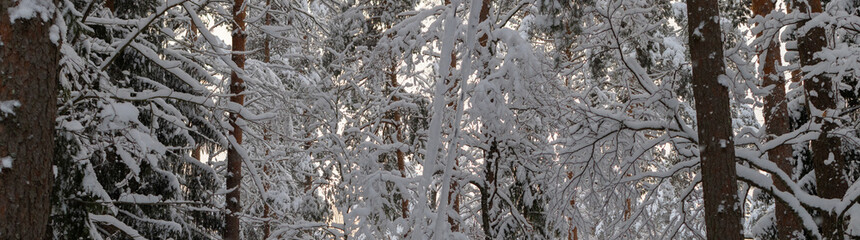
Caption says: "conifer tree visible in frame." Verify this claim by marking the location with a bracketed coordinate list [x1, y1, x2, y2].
[0, 0, 60, 238]
[686, 0, 743, 238]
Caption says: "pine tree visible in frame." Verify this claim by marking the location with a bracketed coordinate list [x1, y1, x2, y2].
[791, 0, 848, 238]
[686, 0, 743, 238]
[51, 0, 228, 238]
[752, 0, 803, 237]
[225, 0, 247, 238]
[0, 0, 60, 238]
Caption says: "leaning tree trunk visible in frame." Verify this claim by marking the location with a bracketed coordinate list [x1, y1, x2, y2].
[0, 0, 60, 239]
[752, 0, 803, 238]
[792, 0, 848, 238]
[685, 0, 743, 239]
[224, 0, 246, 239]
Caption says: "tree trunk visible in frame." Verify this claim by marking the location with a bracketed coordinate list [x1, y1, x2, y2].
[567, 172, 577, 240]
[479, 181, 492, 240]
[303, 129, 313, 192]
[224, 0, 246, 238]
[262, 130, 271, 239]
[388, 60, 409, 219]
[752, 0, 803, 238]
[0, 0, 59, 239]
[443, 0, 460, 231]
[192, 146, 202, 160]
[105, 0, 114, 13]
[263, 0, 271, 64]
[791, 0, 848, 238]
[476, 0, 493, 238]
[262, 1, 271, 238]
[685, 1, 743, 239]
[448, 158, 459, 232]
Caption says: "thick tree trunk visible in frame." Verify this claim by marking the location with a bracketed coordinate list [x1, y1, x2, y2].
[791, 0, 848, 238]
[685, 0, 743, 239]
[224, 0, 246, 239]
[752, 0, 803, 238]
[0, 0, 59, 239]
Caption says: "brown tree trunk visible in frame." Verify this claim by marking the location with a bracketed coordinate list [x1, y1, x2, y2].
[785, 5, 811, 129]
[224, 0, 246, 238]
[262, 1, 272, 238]
[448, 158, 460, 232]
[263, 0, 271, 64]
[443, 0, 460, 231]
[387, 61, 409, 219]
[567, 172, 577, 240]
[479, 180, 492, 240]
[192, 146, 202, 160]
[380, 33, 409, 219]
[480, 142, 498, 240]
[791, 0, 848, 238]
[303, 130, 313, 193]
[476, 0, 493, 238]
[0, 0, 59, 239]
[262, 130, 271, 239]
[105, 0, 115, 12]
[685, 0, 743, 239]
[752, 0, 803, 238]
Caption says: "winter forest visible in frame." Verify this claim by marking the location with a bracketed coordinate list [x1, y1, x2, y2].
[5, 0, 860, 239]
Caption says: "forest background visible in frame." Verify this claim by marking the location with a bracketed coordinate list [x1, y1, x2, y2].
[3, 0, 860, 239]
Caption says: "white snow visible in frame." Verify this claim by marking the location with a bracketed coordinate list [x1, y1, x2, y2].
[89, 214, 147, 240]
[99, 102, 139, 127]
[61, 120, 84, 132]
[49, 25, 60, 44]
[718, 75, 732, 88]
[824, 152, 835, 165]
[671, 2, 687, 19]
[693, 22, 705, 38]
[0, 100, 20, 120]
[118, 193, 161, 204]
[0, 156, 12, 172]
[662, 37, 686, 66]
[8, 0, 55, 23]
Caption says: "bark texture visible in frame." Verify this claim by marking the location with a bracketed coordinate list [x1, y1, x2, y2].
[224, 0, 246, 238]
[0, 0, 60, 239]
[792, 0, 848, 238]
[752, 0, 803, 238]
[685, 0, 743, 239]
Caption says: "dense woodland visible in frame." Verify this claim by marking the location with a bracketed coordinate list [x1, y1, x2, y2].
[3, 0, 860, 239]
